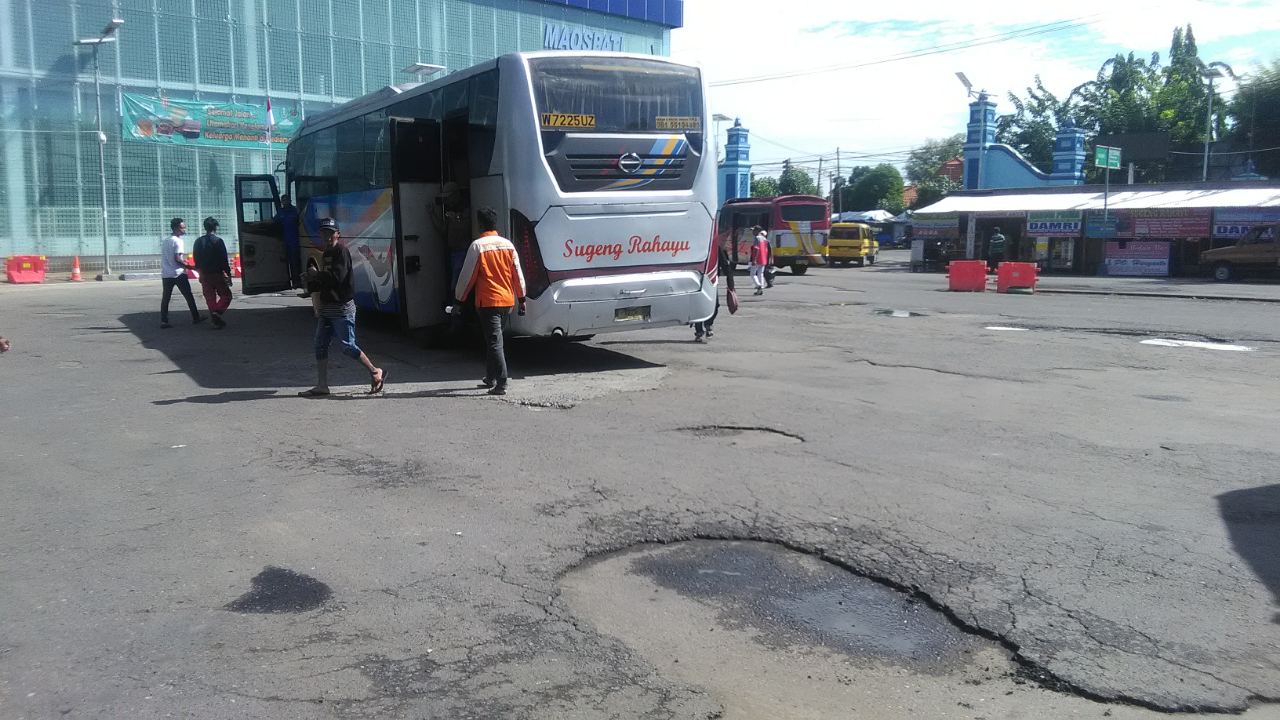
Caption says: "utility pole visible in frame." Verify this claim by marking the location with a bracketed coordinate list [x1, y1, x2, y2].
[835, 148, 841, 214]
[817, 157, 823, 198]
[1199, 60, 1234, 182]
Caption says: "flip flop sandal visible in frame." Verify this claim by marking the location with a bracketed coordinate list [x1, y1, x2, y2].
[297, 388, 330, 397]
[368, 370, 387, 394]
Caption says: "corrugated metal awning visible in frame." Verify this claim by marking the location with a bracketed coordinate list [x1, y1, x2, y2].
[916, 187, 1280, 216]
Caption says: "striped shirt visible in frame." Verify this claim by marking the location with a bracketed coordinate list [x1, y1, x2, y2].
[319, 299, 356, 318]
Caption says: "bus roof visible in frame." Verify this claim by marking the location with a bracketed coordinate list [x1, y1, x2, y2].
[296, 51, 702, 137]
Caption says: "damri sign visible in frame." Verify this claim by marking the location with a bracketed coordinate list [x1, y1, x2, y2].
[544, 23, 624, 51]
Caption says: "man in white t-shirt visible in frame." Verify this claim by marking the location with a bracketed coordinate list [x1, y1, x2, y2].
[160, 218, 206, 329]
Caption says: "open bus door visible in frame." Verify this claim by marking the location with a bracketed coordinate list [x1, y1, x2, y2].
[234, 174, 291, 295]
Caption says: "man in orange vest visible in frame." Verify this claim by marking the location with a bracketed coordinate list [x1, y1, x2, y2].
[455, 207, 526, 395]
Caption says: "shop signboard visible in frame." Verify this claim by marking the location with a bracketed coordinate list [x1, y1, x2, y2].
[122, 93, 300, 149]
[1086, 209, 1132, 238]
[1213, 208, 1280, 239]
[1027, 210, 1082, 236]
[912, 213, 959, 237]
[1105, 241, 1170, 276]
[1129, 208, 1211, 237]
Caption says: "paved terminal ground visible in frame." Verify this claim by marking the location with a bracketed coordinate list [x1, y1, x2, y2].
[1, 251, 1279, 718]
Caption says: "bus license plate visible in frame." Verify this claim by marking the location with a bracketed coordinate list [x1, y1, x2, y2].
[615, 306, 650, 322]
[794, 258, 808, 266]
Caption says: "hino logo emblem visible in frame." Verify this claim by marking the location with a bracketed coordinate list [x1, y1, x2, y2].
[618, 153, 643, 175]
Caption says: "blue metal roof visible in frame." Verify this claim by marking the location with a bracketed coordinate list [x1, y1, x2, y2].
[537, 0, 683, 28]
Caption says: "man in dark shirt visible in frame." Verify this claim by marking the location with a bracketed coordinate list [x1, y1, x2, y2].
[192, 217, 233, 329]
[298, 218, 386, 396]
[274, 194, 303, 293]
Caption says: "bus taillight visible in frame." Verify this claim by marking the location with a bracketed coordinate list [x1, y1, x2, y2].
[511, 209, 551, 299]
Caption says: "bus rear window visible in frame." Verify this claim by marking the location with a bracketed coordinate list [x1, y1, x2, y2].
[780, 204, 827, 222]
[529, 57, 703, 134]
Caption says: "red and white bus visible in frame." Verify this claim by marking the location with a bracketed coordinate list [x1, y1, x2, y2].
[714, 195, 829, 274]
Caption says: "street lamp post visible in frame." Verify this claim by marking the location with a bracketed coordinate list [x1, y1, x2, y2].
[74, 19, 123, 281]
[1198, 60, 1234, 183]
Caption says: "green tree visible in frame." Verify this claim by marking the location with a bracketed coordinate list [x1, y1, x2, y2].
[750, 174, 779, 198]
[778, 166, 817, 196]
[912, 176, 959, 209]
[844, 164, 903, 212]
[903, 134, 965, 183]
[1228, 60, 1280, 178]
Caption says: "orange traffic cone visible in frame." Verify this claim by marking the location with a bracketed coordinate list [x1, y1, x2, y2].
[186, 254, 199, 280]
[233, 253, 242, 278]
[70, 256, 82, 281]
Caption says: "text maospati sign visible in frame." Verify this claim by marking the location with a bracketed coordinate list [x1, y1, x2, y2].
[544, 23, 624, 51]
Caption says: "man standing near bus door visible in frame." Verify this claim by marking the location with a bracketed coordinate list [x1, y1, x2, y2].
[455, 207, 526, 396]
[192, 217, 232, 329]
[274, 194, 303, 295]
[160, 218, 207, 329]
[749, 226, 771, 295]
[987, 226, 1006, 273]
[299, 218, 387, 396]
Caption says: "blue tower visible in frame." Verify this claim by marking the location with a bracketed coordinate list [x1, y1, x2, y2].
[1049, 120, 1087, 185]
[718, 118, 752, 206]
[962, 92, 997, 190]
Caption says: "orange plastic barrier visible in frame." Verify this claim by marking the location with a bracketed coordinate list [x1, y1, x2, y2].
[946, 260, 988, 292]
[232, 253, 242, 278]
[996, 262, 1040, 293]
[186, 254, 199, 280]
[6, 255, 46, 284]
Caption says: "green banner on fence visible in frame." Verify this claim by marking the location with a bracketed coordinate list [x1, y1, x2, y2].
[121, 93, 299, 149]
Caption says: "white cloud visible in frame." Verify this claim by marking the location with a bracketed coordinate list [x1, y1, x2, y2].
[672, 0, 1280, 182]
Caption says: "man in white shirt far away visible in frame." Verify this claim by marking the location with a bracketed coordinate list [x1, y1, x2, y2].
[160, 217, 207, 329]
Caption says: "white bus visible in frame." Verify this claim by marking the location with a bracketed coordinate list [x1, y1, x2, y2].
[235, 51, 717, 338]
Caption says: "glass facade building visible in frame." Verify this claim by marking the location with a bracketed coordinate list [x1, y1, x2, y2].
[0, 0, 681, 264]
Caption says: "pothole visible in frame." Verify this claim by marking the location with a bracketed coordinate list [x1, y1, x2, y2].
[678, 425, 804, 445]
[225, 566, 332, 613]
[1137, 394, 1191, 402]
[561, 541, 1263, 719]
[873, 308, 926, 317]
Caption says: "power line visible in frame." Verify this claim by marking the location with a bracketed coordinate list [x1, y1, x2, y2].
[708, 14, 1107, 88]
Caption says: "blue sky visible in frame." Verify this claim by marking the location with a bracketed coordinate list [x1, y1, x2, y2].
[671, 0, 1280, 184]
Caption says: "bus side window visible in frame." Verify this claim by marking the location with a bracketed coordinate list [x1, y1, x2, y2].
[365, 111, 390, 189]
[335, 116, 365, 194]
[469, 70, 500, 178]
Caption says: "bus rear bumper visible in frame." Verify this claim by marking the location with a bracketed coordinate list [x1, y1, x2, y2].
[511, 271, 716, 337]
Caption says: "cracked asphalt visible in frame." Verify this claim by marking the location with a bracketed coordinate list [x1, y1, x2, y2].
[2, 251, 1279, 717]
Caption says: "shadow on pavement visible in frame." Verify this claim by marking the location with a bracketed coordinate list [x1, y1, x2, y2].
[1216, 484, 1280, 620]
[119, 306, 664, 398]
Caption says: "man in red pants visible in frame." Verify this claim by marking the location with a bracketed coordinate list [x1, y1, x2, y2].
[192, 216, 233, 329]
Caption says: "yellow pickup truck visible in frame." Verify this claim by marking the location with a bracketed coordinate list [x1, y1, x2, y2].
[828, 223, 879, 267]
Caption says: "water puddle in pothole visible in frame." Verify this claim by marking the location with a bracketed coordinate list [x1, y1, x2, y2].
[873, 308, 926, 317]
[561, 540, 1280, 720]
[225, 566, 332, 613]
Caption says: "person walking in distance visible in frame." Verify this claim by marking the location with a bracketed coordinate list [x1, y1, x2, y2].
[455, 207, 526, 396]
[299, 218, 387, 396]
[274, 194, 303, 295]
[192, 217, 233, 329]
[748, 226, 771, 295]
[160, 218, 207, 329]
[987, 226, 1006, 273]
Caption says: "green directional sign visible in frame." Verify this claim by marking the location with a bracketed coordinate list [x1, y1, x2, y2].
[1095, 145, 1122, 169]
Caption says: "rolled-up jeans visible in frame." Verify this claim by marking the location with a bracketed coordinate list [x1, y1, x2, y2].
[479, 306, 512, 384]
[314, 313, 362, 360]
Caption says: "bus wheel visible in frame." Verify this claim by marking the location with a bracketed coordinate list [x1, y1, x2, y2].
[792, 265, 808, 276]
[868, 255, 876, 265]
[856, 258, 865, 267]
